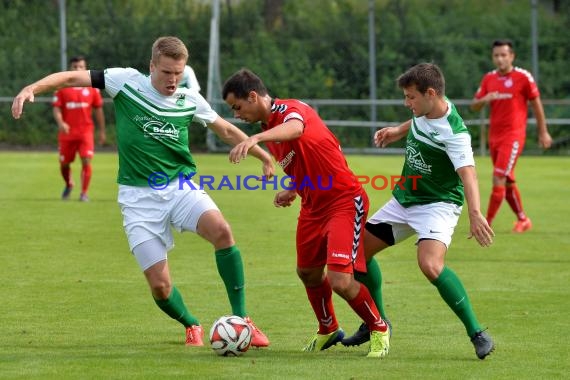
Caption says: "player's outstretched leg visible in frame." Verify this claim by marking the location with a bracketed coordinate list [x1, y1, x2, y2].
[470, 330, 495, 359]
[215, 246, 271, 347]
[432, 266, 495, 359]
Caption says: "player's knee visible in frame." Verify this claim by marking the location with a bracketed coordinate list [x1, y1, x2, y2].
[327, 271, 352, 296]
[210, 221, 233, 246]
[492, 175, 507, 186]
[150, 281, 172, 300]
[199, 219, 234, 247]
[418, 260, 442, 281]
[329, 280, 350, 297]
[296, 267, 324, 287]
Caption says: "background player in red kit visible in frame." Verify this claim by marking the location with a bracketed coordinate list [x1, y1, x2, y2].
[470, 39, 552, 232]
[222, 68, 390, 358]
[53, 55, 106, 201]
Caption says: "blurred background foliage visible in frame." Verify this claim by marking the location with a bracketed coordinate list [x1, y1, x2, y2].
[0, 0, 568, 152]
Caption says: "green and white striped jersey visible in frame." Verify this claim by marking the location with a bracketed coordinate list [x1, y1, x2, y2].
[103, 68, 217, 186]
[393, 98, 475, 207]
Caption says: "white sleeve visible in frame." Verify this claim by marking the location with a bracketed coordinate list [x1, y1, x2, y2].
[182, 65, 201, 92]
[445, 132, 475, 170]
[193, 91, 218, 125]
[103, 68, 140, 98]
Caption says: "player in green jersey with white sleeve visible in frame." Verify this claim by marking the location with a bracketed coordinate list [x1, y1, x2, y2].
[180, 65, 201, 92]
[12, 36, 274, 348]
[342, 63, 496, 360]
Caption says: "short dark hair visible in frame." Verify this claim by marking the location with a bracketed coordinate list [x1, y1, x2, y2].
[222, 68, 268, 100]
[397, 62, 445, 96]
[69, 55, 87, 65]
[151, 36, 188, 64]
[492, 39, 514, 51]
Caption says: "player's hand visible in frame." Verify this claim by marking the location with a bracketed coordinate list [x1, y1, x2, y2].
[229, 137, 258, 164]
[484, 91, 500, 103]
[374, 127, 399, 148]
[274, 190, 297, 208]
[12, 86, 36, 119]
[538, 131, 552, 149]
[58, 122, 70, 134]
[467, 212, 494, 247]
[261, 159, 275, 180]
[99, 130, 107, 146]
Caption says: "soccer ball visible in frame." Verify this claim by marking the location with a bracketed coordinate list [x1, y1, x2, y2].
[209, 315, 252, 356]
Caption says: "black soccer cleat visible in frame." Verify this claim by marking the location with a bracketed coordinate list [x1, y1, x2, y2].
[470, 330, 495, 359]
[341, 322, 369, 346]
[341, 319, 392, 347]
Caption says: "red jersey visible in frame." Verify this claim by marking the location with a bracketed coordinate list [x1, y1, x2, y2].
[263, 99, 362, 214]
[473, 67, 540, 143]
[52, 87, 103, 140]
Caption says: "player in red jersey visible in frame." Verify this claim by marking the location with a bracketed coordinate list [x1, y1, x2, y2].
[471, 39, 552, 233]
[52, 56, 106, 202]
[222, 68, 390, 358]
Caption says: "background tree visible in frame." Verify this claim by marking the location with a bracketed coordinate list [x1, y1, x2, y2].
[1, 0, 568, 151]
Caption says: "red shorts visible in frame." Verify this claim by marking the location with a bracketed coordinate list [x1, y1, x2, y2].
[489, 139, 524, 182]
[58, 134, 94, 164]
[296, 192, 369, 274]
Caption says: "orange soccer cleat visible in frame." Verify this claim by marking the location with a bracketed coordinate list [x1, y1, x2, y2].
[513, 218, 532, 233]
[243, 317, 270, 347]
[185, 325, 204, 346]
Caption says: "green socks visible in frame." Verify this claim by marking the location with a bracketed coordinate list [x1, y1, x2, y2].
[154, 246, 247, 327]
[356, 261, 483, 337]
[154, 286, 199, 327]
[215, 246, 246, 317]
[431, 266, 482, 337]
[355, 258, 388, 319]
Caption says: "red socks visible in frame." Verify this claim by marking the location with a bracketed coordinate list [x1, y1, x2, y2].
[486, 185, 505, 225]
[81, 163, 92, 194]
[60, 165, 72, 187]
[347, 283, 387, 332]
[305, 278, 339, 334]
[506, 184, 527, 221]
[487, 184, 527, 224]
[306, 278, 388, 334]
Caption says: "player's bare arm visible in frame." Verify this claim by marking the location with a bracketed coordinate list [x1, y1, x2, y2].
[374, 119, 411, 148]
[12, 71, 92, 119]
[529, 97, 553, 149]
[209, 116, 275, 178]
[229, 119, 303, 164]
[456, 166, 494, 247]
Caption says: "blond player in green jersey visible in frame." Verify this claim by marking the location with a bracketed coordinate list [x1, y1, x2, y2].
[12, 36, 274, 348]
[341, 63, 496, 360]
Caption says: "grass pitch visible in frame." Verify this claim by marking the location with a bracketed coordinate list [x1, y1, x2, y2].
[0, 151, 568, 379]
